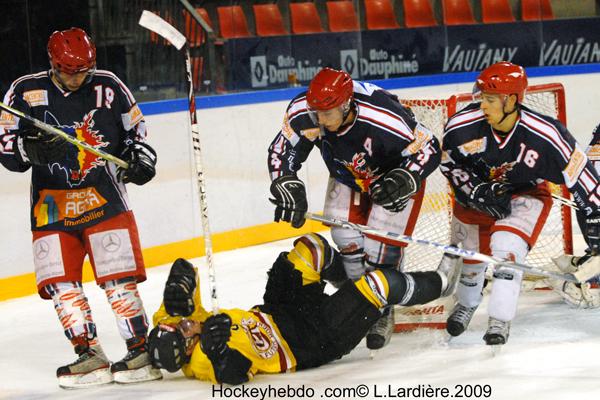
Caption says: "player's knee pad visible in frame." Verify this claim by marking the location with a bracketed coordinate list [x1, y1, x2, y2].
[319, 282, 381, 360]
[330, 226, 363, 252]
[287, 233, 344, 285]
[456, 262, 486, 308]
[490, 231, 528, 263]
[364, 237, 403, 270]
[103, 277, 149, 339]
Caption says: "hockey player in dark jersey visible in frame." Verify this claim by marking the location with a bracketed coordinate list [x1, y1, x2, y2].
[267, 68, 441, 349]
[440, 61, 600, 346]
[147, 233, 455, 384]
[0, 28, 161, 387]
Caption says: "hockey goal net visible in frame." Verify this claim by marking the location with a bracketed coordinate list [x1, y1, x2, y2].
[400, 83, 573, 275]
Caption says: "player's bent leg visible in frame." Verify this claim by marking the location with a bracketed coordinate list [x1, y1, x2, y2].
[318, 282, 381, 363]
[102, 278, 162, 383]
[484, 231, 528, 345]
[46, 282, 113, 389]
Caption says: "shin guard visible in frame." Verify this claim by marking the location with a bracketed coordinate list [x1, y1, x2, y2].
[103, 277, 149, 340]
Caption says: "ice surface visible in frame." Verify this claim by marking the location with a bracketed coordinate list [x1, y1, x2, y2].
[1, 235, 599, 400]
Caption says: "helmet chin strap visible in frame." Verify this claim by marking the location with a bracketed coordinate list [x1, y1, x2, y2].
[340, 99, 356, 127]
[496, 95, 519, 127]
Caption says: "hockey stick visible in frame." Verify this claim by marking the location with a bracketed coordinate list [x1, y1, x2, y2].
[551, 193, 578, 210]
[0, 101, 128, 169]
[139, 10, 219, 312]
[305, 212, 599, 283]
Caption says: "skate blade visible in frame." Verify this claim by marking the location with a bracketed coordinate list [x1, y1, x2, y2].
[58, 367, 113, 389]
[113, 365, 163, 384]
[489, 345, 503, 357]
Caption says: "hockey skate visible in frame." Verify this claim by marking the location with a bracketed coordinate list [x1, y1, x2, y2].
[110, 337, 162, 383]
[111, 336, 163, 384]
[436, 254, 461, 297]
[366, 306, 395, 351]
[446, 303, 478, 337]
[483, 317, 510, 346]
[57, 336, 113, 389]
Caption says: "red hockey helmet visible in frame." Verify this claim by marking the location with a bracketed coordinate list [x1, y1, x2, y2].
[48, 28, 96, 74]
[475, 61, 528, 103]
[306, 68, 354, 111]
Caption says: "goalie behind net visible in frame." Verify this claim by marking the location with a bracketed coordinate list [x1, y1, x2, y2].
[393, 83, 573, 330]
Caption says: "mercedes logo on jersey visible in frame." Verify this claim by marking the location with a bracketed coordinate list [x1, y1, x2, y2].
[34, 240, 50, 260]
[101, 232, 122, 252]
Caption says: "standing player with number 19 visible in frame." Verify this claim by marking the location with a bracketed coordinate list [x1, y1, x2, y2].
[440, 61, 600, 347]
[0, 28, 161, 387]
[267, 68, 441, 350]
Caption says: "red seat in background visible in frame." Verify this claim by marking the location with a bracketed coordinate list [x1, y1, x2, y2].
[365, 0, 401, 30]
[403, 0, 438, 28]
[326, 1, 360, 32]
[442, 0, 477, 25]
[253, 4, 288, 36]
[481, 0, 515, 23]
[521, 0, 554, 21]
[217, 5, 251, 38]
[289, 2, 325, 34]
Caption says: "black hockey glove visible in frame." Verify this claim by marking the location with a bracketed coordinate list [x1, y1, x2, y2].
[117, 141, 157, 185]
[200, 314, 232, 361]
[269, 175, 308, 228]
[585, 216, 600, 255]
[164, 258, 197, 317]
[468, 182, 512, 219]
[15, 128, 70, 166]
[369, 168, 421, 213]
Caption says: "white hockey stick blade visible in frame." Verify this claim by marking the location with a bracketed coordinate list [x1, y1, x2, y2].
[139, 10, 186, 50]
[306, 212, 580, 283]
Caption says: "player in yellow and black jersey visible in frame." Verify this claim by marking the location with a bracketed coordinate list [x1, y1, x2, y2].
[148, 233, 455, 385]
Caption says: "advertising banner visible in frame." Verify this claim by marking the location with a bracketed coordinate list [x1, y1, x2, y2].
[223, 18, 600, 91]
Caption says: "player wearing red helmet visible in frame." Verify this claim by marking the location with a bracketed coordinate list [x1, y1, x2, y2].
[441, 61, 600, 346]
[48, 28, 97, 91]
[267, 67, 442, 350]
[0, 28, 160, 387]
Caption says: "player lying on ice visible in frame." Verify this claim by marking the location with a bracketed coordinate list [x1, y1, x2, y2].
[147, 233, 456, 384]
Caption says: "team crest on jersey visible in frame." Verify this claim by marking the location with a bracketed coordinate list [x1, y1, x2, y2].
[241, 316, 279, 359]
[47, 110, 109, 187]
[488, 161, 517, 181]
[339, 152, 379, 192]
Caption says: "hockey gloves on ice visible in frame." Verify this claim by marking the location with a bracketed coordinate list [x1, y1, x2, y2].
[200, 314, 232, 360]
[117, 141, 157, 185]
[200, 313, 251, 385]
[468, 182, 512, 219]
[585, 215, 600, 255]
[15, 128, 70, 166]
[164, 258, 197, 317]
[269, 175, 308, 228]
[370, 168, 421, 213]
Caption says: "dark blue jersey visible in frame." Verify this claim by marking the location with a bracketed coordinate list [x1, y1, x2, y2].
[441, 103, 600, 217]
[0, 70, 148, 231]
[267, 81, 441, 193]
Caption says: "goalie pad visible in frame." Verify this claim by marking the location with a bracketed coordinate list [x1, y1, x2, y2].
[547, 279, 600, 309]
[546, 255, 600, 309]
